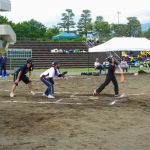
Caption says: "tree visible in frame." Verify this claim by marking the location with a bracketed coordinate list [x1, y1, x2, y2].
[13, 19, 46, 40]
[94, 16, 110, 39]
[127, 17, 142, 37]
[95, 16, 103, 22]
[58, 9, 75, 32]
[77, 9, 92, 38]
[0, 15, 14, 27]
[0, 15, 9, 24]
[143, 28, 150, 39]
[111, 24, 128, 37]
[45, 26, 60, 40]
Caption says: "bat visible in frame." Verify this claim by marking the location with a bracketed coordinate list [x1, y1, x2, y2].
[120, 73, 125, 83]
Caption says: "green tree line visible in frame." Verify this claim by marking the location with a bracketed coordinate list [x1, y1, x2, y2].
[1, 9, 150, 42]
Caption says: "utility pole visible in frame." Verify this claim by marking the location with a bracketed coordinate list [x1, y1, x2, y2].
[117, 11, 121, 24]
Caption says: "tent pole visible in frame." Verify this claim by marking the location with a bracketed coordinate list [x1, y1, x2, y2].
[88, 51, 89, 72]
[105, 52, 110, 75]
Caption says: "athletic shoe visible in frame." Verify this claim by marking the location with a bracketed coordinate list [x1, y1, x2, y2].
[28, 91, 35, 96]
[47, 94, 55, 99]
[114, 94, 119, 97]
[10, 92, 15, 97]
[93, 89, 99, 96]
[42, 93, 47, 97]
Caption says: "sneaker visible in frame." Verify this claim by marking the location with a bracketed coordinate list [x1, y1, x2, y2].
[42, 93, 47, 97]
[93, 89, 99, 96]
[28, 91, 35, 96]
[10, 92, 15, 97]
[47, 94, 55, 99]
[114, 94, 119, 97]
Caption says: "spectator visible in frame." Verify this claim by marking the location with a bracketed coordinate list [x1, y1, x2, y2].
[0, 52, 7, 77]
[103, 60, 109, 69]
[94, 58, 104, 74]
[120, 57, 129, 72]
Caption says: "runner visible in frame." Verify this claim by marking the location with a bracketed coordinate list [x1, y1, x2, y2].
[10, 58, 35, 97]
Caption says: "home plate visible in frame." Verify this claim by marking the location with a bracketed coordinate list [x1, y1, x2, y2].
[109, 93, 126, 105]
[109, 100, 119, 105]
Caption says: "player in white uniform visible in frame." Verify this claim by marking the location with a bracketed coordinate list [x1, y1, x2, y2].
[40, 61, 67, 99]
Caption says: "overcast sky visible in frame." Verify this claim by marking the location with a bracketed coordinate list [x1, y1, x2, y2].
[1, 0, 150, 27]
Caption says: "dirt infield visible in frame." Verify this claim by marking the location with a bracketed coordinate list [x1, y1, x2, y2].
[0, 74, 150, 150]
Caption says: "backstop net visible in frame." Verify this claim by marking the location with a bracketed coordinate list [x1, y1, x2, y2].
[6, 48, 32, 71]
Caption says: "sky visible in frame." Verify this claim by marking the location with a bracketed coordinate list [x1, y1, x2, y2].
[1, 0, 150, 27]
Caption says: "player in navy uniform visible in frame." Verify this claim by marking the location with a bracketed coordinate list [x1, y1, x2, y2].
[0, 53, 7, 77]
[10, 58, 35, 97]
[93, 56, 123, 97]
[40, 61, 67, 99]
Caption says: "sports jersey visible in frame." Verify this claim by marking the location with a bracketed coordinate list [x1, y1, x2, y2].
[15, 64, 32, 76]
[40, 67, 60, 78]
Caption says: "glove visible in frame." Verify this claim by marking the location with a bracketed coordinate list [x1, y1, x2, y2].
[58, 71, 68, 78]
[62, 71, 68, 76]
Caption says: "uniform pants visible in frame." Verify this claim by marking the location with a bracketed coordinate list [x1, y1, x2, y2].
[96, 75, 119, 95]
[0, 65, 6, 76]
[96, 65, 104, 74]
[40, 77, 54, 96]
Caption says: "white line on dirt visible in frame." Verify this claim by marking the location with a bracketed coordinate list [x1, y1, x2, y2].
[55, 91, 73, 94]
[1, 88, 150, 98]
[0, 88, 149, 107]
[109, 93, 148, 105]
[0, 89, 74, 94]
[0, 79, 12, 82]
[0, 100, 92, 105]
[35, 91, 73, 94]
[1, 89, 147, 96]
[34, 91, 42, 93]
[55, 99, 63, 103]
[127, 93, 145, 96]
[0, 89, 10, 92]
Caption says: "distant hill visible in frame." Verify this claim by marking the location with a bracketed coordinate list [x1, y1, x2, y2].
[141, 23, 150, 32]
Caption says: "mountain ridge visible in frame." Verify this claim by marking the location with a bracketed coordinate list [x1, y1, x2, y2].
[141, 23, 150, 31]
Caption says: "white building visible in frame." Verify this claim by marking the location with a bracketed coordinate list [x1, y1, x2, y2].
[0, 0, 16, 47]
[0, 25, 16, 44]
[0, 0, 11, 11]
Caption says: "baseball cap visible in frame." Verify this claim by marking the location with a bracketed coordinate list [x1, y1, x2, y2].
[52, 60, 59, 65]
[26, 58, 32, 64]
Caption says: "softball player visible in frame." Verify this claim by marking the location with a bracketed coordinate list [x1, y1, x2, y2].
[10, 59, 35, 97]
[93, 56, 123, 97]
[40, 61, 67, 99]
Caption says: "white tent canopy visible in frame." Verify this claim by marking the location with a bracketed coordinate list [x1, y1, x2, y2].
[89, 37, 150, 52]
[0, 0, 11, 11]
